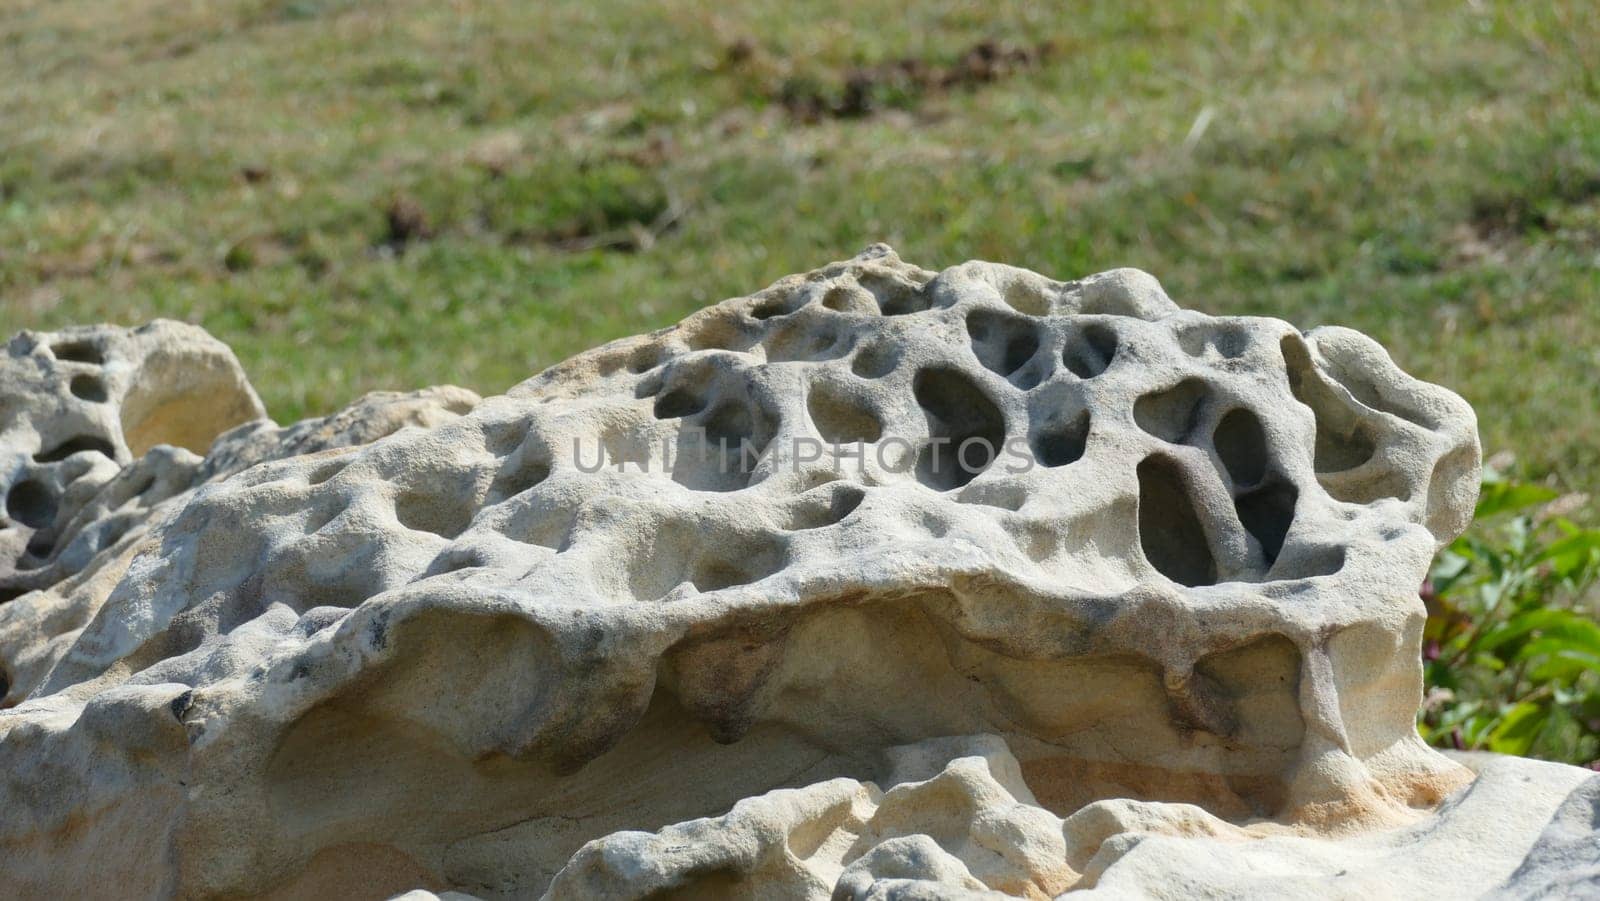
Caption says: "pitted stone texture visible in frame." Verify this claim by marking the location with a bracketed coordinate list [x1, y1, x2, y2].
[0, 383, 480, 707]
[0, 321, 264, 605]
[1, 247, 1571, 900]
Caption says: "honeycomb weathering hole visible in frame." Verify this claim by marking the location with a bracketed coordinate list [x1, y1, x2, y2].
[21, 533, 53, 566]
[1314, 339, 1443, 431]
[912, 367, 1005, 491]
[681, 317, 749, 353]
[423, 548, 489, 578]
[667, 395, 775, 493]
[1235, 480, 1299, 568]
[627, 345, 664, 373]
[860, 272, 932, 316]
[652, 387, 705, 420]
[704, 400, 768, 457]
[33, 435, 117, 464]
[69, 374, 108, 402]
[393, 488, 475, 539]
[807, 383, 882, 444]
[5, 480, 56, 530]
[782, 485, 866, 530]
[767, 320, 846, 363]
[821, 285, 874, 314]
[689, 541, 785, 592]
[1136, 455, 1217, 587]
[306, 460, 348, 486]
[490, 452, 551, 502]
[1134, 378, 1209, 445]
[966, 309, 1042, 380]
[1280, 335, 1379, 475]
[1031, 410, 1089, 468]
[749, 294, 801, 321]
[1062, 322, 1118, 378]
[1178, 323, 1251, 360]
[49, 339, 105, 365]
[850, 343, 899, 379]
[1000, 278, 1051, 316]
[1213, 408, 1268, 488]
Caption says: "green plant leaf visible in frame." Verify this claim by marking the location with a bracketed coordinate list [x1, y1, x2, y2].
[1474, 482, 1559, 519]
[1488, 702, 1548, 756]
[1468, 652, 1506, 672]
[1536, 530, 1600, 579]
[1524, 645, 1600, 683]
[1477, 608, 1599, 655]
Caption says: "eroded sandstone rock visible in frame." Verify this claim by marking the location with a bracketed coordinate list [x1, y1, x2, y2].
[0, 322, 264, 604]
[0, 247, 1591, 899]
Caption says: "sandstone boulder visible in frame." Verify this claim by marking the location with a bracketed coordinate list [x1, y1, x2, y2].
[0, 247, 1591, 899]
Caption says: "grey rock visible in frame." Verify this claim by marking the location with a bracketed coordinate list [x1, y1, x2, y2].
[0, 248, 1582, 899]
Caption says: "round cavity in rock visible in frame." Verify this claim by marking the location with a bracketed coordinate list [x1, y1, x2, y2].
[1234, 479, 1299, 569]
[1136, 455, 1217, 587]
[1062, 323, 1118, 378]
[808, 383, 882, 444]
[859, 272, 932, 316]
[20, 533, 53, 568]
[781, 484, 866, 530]
[1213, 408, 1268, 488]
[851, 343, 899, 379]
[1133, 378, 1209, 445]
[681, 317, 752, 353]
[653, 387, 707, 420]
[767, 320, 848, 364]
[1001, 277, 1052, 316]
[956, 480, 1028, 511]
[1178, 323, 1252, 360]
[5, 480, 56, 530]
[69, 374, 109, 402]
[913, 367, 1005, 491]
[490, 452, 552, 501]
[1031, 410, 1089, 468]
[306, 461, 347, 486]
[672, 396, 775, 493]
[821, 285, 875, 314]
[393, 488, 474, 539]
[50, 340, 105, 364]
[424, 548, 489, 578]
[749, 293, 802, 320]
[689, 560, 755, 592]
[966, 309, 1042, 380]
[1280, 335, 1380, 474]
[626, 345, 664, 373]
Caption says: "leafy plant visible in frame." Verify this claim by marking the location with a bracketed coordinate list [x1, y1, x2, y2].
[1420, 469, 1600, 764]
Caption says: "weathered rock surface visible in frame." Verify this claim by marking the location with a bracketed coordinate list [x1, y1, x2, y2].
[0, 246, 1593, 899]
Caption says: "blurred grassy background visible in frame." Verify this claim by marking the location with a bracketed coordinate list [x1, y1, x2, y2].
[2, 0, 1597, 494]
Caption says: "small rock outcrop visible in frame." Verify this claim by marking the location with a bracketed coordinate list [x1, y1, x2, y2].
[0, 247, 1592, 899]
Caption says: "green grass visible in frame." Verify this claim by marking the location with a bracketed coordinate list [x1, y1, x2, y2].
[2, 0, 1597, 497]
